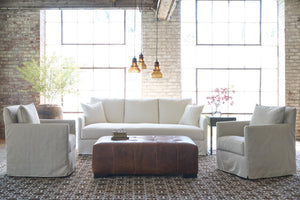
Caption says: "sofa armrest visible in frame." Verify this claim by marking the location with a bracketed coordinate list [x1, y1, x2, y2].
[6, 123, 70, 168]
[217, 121, 250, 138]
[199, 115, 208, 132]
[40, 119, 76, 135]
[244, 124, 296, 177]
[77, 116, 85, 140]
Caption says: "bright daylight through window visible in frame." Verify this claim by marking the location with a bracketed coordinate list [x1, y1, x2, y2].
[181, 0, 280, 120]
[44, 10, 142, 118]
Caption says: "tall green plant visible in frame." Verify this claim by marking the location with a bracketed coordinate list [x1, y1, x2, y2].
[17, 55, 79, 104]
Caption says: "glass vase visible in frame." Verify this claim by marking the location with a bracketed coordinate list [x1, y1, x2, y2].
[213, 103, 222, 117]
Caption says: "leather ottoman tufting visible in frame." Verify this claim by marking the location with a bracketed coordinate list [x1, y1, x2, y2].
[92, 135, 198, 178]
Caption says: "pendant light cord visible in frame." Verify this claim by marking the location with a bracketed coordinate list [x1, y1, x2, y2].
[140, 0, 143, 53]
[134, 0, 136, 57]
[156, 17, 158, 61]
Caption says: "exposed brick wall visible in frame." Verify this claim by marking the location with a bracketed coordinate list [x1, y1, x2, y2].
[141, 3, 181, 98]
[0, 10, 40, 139]
[285, 0, 300, 140]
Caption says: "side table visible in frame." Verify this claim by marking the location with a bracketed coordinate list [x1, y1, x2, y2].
[206, 116, 236, 155]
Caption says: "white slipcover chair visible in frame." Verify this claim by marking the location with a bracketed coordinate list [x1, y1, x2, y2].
[3, 105, 76, 177]
[216, 107, 297, 179]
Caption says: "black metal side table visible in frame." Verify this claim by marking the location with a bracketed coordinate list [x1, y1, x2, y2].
[206, 116, 236, 155]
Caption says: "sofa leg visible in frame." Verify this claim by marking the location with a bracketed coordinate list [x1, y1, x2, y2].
[183, 174, 197, 178]
[94, 174, 109, 178]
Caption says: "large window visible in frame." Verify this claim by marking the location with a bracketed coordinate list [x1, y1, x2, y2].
[44, 10, 142, 118]
[181, 0, 279, 120]
[62, 10, 126, 45]
[196, 0, 261, 45]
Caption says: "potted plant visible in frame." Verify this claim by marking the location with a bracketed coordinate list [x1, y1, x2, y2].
[17, 55, 79, 119]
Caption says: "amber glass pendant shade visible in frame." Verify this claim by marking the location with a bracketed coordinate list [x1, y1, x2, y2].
[128, 57, 141, 73]
[151, 60, 163, 78]
[138, 53, 147, 69]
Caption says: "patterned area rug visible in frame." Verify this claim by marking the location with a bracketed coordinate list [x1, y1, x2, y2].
[0, 155, 299, 200]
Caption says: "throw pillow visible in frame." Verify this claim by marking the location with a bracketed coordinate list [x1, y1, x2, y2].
[17, 103, 40, 124]
[81, 101, 107, 125]
[179, 104, 204, 126]
[250, 104, 286, 125]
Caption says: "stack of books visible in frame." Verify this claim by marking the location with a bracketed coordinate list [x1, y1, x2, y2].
[111, 129, 129, 140]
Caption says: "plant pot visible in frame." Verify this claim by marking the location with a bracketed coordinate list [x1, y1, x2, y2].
[37, 104, 63, 119]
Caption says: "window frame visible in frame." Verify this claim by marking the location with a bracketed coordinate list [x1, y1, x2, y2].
[61, 10, 127, 45]
[196, 67, 262, 115]
[195, 0, 262, 46]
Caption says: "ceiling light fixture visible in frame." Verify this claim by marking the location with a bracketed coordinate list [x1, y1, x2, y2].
[128, 0, 141, 73]
[151, 17, 163, 78]
[137, 0, 147, 69]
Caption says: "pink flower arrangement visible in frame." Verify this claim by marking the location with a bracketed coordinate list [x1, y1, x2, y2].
[207, 88, 235, 106]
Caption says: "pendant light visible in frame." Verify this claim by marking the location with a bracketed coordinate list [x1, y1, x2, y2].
[138, 53, 147, 69]
[151, 17, 163, 78]
[128, 0, 141, 73]
[137, 0, 147, 69]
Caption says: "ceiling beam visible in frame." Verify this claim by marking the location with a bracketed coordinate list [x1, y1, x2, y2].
[156, 0, 177, 21]
[0, 0, 157, 10]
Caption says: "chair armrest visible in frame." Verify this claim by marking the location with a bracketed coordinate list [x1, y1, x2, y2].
[245, 124, 295, 157]
[217, 121, 250, 137]
[244, 124, 296, 175]
[40, 119, 76, 135]
[6, 123, 70, 166]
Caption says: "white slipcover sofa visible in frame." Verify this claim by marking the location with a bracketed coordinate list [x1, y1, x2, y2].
[77, 98, 208, 155]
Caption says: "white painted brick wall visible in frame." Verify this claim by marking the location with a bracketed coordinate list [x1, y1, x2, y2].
[141, 3, 181, 99]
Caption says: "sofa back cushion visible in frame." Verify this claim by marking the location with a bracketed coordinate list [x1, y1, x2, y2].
[250, 104, 285, 125]
[3, 105, 20, 126]
[124, 99, 159, 123]
[91, 97, 124, 123]
[159, 99, 192, 124]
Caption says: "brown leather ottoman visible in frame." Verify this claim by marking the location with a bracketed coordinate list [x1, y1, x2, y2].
[92, 135, 198, 178]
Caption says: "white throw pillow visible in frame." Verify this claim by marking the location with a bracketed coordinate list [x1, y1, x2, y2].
[81, 102, 107, 125]
[17, 103, 40, 124]
[179, 104, 204, 126]
[250, 104, 286, 125]
[90, 97, 124, 123]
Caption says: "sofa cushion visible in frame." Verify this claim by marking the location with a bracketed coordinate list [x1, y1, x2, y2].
[218, 136, 244, 155]
[179, 104, 204, 126]
[250, 105, 285, 125]
[17, 103, 40, 124]
[91, 97, 124, 123]
[82, 123, 204, 141]
[81, 102, 107, 125]
[159, 99, 192, 124]
[124, 99, 159, 123]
